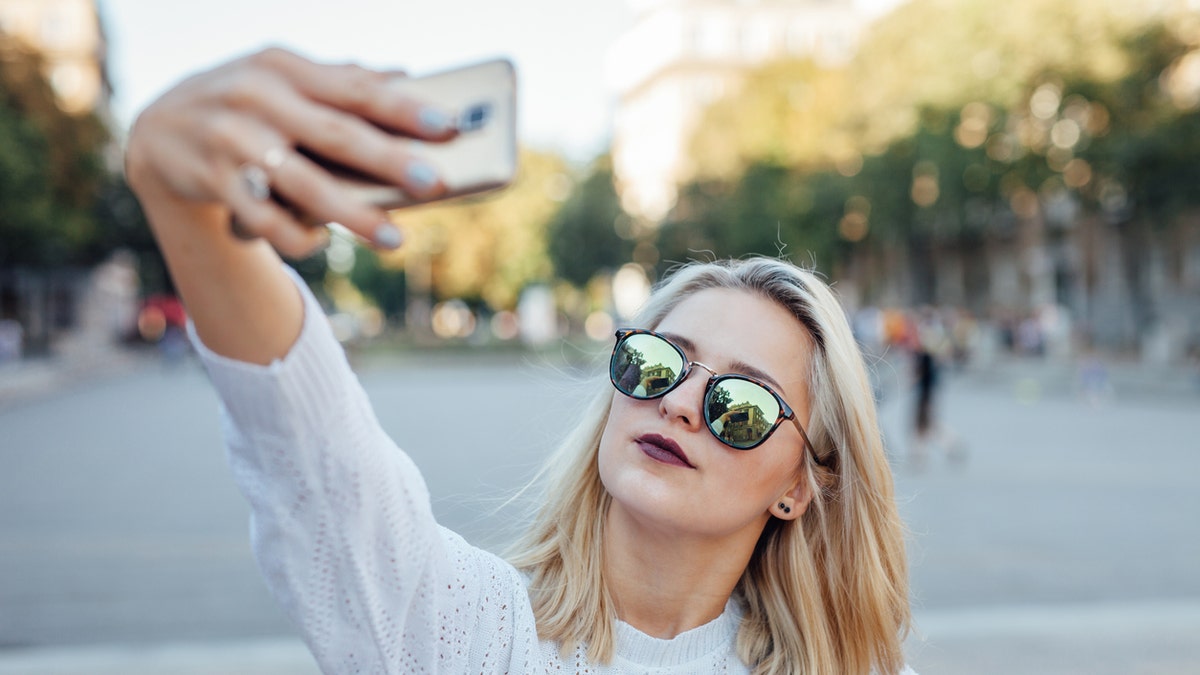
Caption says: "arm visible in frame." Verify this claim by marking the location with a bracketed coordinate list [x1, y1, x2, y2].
[127, 48, 533, 671]
[194, 269, 533, 672]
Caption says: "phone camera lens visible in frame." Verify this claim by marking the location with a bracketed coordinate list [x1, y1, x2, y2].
[459, 102, 492, 132]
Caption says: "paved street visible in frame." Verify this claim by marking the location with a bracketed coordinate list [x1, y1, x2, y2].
[876, 356, 1200, 674]
[0, 348, 1197, 674]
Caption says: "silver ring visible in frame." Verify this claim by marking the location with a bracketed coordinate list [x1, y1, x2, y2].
[239, 164, 271, 202]
[238, 147, 288, 202]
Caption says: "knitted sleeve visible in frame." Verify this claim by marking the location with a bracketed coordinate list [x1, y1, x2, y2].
[188, 265, 536, 673]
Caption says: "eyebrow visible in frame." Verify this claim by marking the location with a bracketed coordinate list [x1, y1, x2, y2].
[660, 331, 788, 393]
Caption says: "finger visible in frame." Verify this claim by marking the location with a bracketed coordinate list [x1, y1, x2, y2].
[206, 108, 404, 250]
[255, 145, 409, 249]
[229, 217, 261, 242]
[246, 83, 449, 204]
[223, 160, 331, 258]
[246, 49, 457, 141]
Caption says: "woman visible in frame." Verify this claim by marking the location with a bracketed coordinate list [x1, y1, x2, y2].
[126, 48, 914, 674]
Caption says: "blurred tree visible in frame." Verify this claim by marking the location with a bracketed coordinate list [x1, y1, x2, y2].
[687, 0, 1168, 180]
[546, 155, 632, 287]
[289, 248, 330, 297]
[687, 59, 854, 182]
[85, 173, 176, 294]
[0, 38, 110, 268]
[1041, 24, 1200, 336]
[349, 246, 406, 323]
[0, 88, 55, 266]
[382, 148, 570, 310]
[670, 0, 1199, 321]
[1067, 25, 1200, 222]
[847, 0, 1159, 151]
[657, 162, 844, 272]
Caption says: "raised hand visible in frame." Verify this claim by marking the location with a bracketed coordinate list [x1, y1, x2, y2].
[126, 47, 457, 258]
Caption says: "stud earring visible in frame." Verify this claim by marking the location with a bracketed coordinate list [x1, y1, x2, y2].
[778, 502, 792, 514]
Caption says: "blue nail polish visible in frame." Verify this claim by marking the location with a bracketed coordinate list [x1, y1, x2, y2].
[418, 107, 453, 133]
[374, 223, 403, 249]
[407, 161, 438, 191]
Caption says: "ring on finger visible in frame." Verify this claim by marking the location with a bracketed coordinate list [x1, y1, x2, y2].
[239, 164, 271, 202]
[238, 147, 290, 202]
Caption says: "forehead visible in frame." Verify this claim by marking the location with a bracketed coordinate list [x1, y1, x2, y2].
[655, 287, 814, 400]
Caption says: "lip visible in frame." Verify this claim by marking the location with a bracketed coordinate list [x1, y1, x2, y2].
[635, 433, 694, 468]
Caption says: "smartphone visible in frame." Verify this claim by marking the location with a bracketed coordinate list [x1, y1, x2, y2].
[315, 58, 518, 210]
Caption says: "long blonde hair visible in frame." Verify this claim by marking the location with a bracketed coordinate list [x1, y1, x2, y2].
[507, 257, 910, 674]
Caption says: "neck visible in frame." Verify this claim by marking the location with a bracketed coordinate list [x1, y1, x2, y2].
[603, 502, 764, 639]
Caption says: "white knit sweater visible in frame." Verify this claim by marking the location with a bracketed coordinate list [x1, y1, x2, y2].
[192, 268, 915, 674]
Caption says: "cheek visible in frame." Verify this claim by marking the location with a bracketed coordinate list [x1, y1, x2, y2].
[722, 447, 802, 503]
[596, 395, 625, 482]
[600, 394, 638, 443]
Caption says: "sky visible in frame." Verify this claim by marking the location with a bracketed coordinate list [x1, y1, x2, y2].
[99, 0, 904, 163]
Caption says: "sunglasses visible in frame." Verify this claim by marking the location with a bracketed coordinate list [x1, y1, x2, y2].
[609, 329, 817, 454]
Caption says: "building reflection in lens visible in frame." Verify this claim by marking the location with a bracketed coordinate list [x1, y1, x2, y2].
[638, 363, 677, 396]
[614, 340, 680, 397]
[709, 386, 773, 447]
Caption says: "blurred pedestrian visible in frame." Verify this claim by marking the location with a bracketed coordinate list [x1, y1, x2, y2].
[909, 309, 966, 468]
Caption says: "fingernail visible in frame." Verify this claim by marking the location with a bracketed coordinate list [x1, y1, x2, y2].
[418, 107, 454, 134]
[406, 160, 438, 192]
[374, 222, 403, 249]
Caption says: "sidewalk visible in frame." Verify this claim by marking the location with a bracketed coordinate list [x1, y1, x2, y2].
[872, 349, 1200, 403]
[906, 599, 1200, 675]
[2, 341, 1197, 673]
[960, 353, 1200, 400]
[0, 638, 319, 675]
[0, 343, 157, 410]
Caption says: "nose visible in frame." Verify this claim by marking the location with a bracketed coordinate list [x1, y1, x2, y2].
[658, 361, 715, 431]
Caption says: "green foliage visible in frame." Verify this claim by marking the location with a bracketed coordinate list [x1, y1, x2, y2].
[0, 38, 113, 269]
[687, 59, 852, 180]
[656, 162, 844, 271]
[86, 174, 175, 293]
[665, 0, 1200, 306]
[546, 156, 631, 287]
[1064, 24, 1200, 222]
[392, 149, 569, 309]
[847, 0, 1155, 149]
[349, 247, 406, 322]
[0, 99, 56, 266]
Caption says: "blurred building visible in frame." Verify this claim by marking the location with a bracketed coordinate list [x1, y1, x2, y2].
[607, 0, 864, 221]
[0, 0, 112, 116]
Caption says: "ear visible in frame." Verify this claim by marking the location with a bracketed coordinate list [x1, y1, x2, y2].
[771, 473, 814, 521]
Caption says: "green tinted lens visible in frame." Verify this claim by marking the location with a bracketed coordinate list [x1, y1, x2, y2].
[705, 377, 782, 449]
[612, 333, 685, 398]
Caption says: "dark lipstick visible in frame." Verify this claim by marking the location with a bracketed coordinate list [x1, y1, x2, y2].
[636, 433, 694, 468]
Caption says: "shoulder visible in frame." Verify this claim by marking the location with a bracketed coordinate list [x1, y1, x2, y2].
[436, 527, 541, 667]
[437, 526, 533, 608]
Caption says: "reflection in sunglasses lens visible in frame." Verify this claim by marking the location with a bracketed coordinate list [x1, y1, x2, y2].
[706, 378, 781, 449]
[611, 332, 789, 450]
[613, 334, 683, 398]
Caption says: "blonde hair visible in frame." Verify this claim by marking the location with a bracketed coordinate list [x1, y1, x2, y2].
[508, 257, 910, 674]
